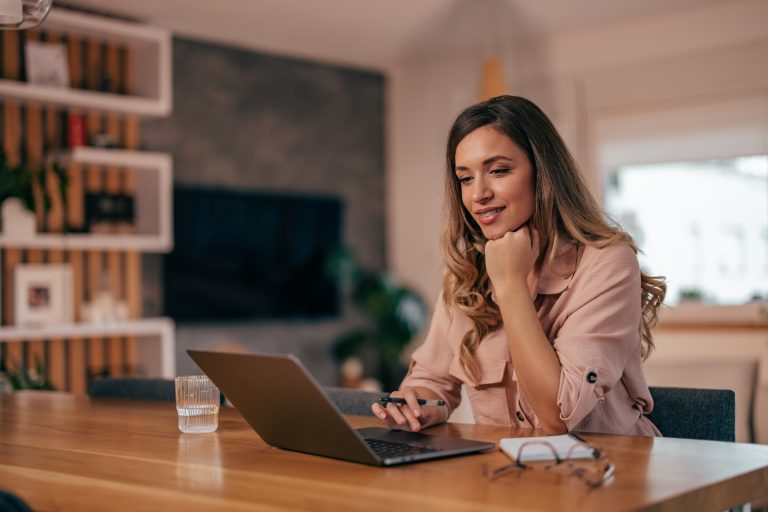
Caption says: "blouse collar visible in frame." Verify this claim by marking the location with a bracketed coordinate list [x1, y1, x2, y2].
[536, 235, 580, 296]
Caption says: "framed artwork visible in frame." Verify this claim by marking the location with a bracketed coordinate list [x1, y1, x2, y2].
[14, 264, 74, 326]
[24, 40, 70, 88]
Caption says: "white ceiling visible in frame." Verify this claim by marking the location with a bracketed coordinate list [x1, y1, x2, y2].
[59, 0, 715, 71]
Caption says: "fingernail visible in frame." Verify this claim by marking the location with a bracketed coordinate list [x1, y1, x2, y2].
[413, 409, 420, 417]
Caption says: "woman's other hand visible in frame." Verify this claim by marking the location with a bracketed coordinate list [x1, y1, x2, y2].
[371, 387, 437, 432]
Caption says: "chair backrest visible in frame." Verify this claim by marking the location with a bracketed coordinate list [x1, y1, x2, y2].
[646, 386, 735, 442]
[324, 386, 386, 416]
[89, 379, 386, 415]
[0, 489, 33, 512]
[88, 377, 176, 402]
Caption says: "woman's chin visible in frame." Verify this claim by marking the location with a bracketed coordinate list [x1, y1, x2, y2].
[483, 229, 504, 241]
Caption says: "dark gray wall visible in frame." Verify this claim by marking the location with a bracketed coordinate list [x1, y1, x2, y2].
[141, 38, 386, 384]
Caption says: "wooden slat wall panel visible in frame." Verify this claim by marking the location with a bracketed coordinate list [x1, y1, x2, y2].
[2, 29, 146, 390]
[104, 41, 124, 376]
[24, 114, 46, 371]
[85, 164, 105, 381]
[23, 31, 46, 374]
[43, 31, 68, 391]
[84, 38, 106, 384]
[123, 48, 141, 374]
[68, 250, 86, 393]
[47, 250, 67, 390]
[2, 31, 24, 374]
[65, 31, 88, 392]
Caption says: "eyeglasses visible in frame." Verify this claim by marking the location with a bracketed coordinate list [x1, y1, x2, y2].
[485, 440, 615, 488]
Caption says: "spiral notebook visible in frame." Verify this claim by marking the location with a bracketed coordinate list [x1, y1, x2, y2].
[500, 433, 595, 462]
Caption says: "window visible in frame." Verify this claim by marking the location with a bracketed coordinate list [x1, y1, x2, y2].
[594, 96, 768, 308]
[604, 155, 768, 305]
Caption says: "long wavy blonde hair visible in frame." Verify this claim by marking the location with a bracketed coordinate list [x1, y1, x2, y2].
[442, 96, 666, 384]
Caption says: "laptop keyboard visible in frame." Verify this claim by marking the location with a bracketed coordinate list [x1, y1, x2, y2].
[364, 438, 440, 458]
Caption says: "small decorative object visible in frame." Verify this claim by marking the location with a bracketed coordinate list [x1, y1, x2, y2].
[24, 40, 69, 88]
[67, 113, 86, 147]
[328, 249, 427, 391]
[14, 264, 74, 326]
[91, 132, 119, 149]
[340, 356, 364, 389]
[80, 270, 129, 324]
[1, 197, 35, 238]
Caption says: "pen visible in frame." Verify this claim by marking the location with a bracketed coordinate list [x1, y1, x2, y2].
[378, 397, 445, 407]
[568, 432, 587, 443]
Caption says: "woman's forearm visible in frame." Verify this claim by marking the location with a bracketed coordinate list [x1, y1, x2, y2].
[495, 280, 566, 434]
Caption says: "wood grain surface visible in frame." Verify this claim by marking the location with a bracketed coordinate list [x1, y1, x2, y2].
[1, 393, 767, 512]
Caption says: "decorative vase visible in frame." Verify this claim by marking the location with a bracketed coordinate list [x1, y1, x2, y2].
[1, 198, 36, 238]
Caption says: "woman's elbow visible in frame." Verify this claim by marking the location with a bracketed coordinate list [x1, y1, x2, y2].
[540, 419, 568, 436]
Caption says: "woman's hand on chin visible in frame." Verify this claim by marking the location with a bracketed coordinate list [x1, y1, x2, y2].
[485, 224, 540, 293]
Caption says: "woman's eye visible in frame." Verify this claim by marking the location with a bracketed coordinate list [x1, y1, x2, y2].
[490, 167, 510, 175]
[457, 175, 472, 184]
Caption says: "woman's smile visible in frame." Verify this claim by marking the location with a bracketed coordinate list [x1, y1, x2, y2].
[475, 206, 506, 224]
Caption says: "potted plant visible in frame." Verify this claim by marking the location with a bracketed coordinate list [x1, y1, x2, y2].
[0, 358, 55, 392]
[679, 287, 704, 303]
[328, 249, 427, 391]
[0, 150, 68, 235]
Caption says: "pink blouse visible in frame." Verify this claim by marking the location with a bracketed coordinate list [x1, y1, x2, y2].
[401, 239, 660, 436]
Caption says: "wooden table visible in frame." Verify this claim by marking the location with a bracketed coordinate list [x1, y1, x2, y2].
[1, 393, 767, 511]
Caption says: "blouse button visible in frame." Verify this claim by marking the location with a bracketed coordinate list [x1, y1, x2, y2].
[587, 371, 597, 384]
[516, 410, 525, 422]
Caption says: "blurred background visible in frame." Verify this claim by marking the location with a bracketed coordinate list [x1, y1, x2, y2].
[0, 0, 766, 442]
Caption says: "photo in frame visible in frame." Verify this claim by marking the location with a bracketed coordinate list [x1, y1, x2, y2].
[14, 264, 74, 326]
[24, 40, 70, 88]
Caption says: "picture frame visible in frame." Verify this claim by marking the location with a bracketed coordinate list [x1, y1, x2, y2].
[24, 40, 70, 88]
[14, 264, 74, 326]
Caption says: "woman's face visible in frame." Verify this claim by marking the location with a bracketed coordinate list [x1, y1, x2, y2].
[454, 125, 535, 241]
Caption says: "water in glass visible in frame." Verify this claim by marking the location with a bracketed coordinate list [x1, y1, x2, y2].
[175, 375, 220, 433]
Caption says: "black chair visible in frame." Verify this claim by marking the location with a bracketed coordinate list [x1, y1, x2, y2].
[88, 377, 176, 401]
[0, 490, 33, 512]
[324, 386, 386, 416]
[646, 386, 736, 442]
[88, 378, 385, 415]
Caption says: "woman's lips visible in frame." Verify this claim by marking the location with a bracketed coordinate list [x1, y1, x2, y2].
[475, 206, 505, 225]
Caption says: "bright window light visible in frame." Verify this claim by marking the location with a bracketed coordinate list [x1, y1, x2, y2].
[604, 155, 768, 305]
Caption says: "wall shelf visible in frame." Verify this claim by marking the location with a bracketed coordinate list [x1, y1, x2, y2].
[0, 147, 173, 252]
[0, 80, 169, 117]
[0, 8, 176, 388]
[0, 317, 175, 378]
[0, 8, 171, 117]
[657, 302, 768, 329]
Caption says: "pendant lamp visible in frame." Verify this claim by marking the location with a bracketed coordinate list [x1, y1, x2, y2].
[479, 57, 506, 101]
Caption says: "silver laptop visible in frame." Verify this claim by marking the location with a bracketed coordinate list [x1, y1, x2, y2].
[187, 350, 494, 466]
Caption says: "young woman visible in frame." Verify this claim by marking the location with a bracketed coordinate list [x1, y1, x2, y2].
[372, 95, 666, 436]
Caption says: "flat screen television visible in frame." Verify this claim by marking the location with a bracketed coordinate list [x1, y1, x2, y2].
[165, 186, 343, 322]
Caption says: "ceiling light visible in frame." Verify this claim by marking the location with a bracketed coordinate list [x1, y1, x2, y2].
[0, 0, 51, 30]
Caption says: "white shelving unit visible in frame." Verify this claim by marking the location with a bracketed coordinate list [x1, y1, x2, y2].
[0, 147, 173, 252]
[0, 9, 171, 116]
[0, 318, 175, 378]
[0, 8, 176, 382]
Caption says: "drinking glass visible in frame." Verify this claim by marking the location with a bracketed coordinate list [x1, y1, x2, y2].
[175, 375, 220, 433]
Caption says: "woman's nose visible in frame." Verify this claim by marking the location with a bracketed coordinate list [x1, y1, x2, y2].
[471, 177, 491, 203]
